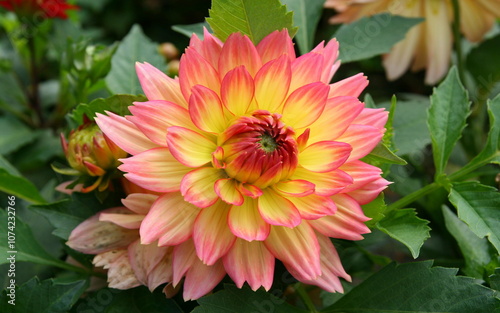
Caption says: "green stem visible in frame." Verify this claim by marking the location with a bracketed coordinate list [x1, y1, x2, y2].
[451, 0, 465, 83]
[27, 35, 45, 127]
[50, 259, 106, 279]
[294, 283, 318, 313]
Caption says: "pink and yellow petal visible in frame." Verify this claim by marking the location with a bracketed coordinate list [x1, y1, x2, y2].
[95, 112, 158, 155]
[121, 193, 158, 215]
[128, 239, 169, 285]
[287, 194, 337, 220]
[218, 32, 262, 78]
[119, 147, 191, 193]
[221, 66, 254, 116]
[289, 53, 324, 93]
[193, 201, 236, 265]
[282, 82, 329, 129]
[274, 179, 315, 197]
[336, 124, 383, 161]
[352, 108, 388, 130]
[328, 73, 368, 98]
[258, 189, 301, 227]
[136, 62, 187, 107]
[172, 239, 198, 286]
[254, 55, 291, 113]
[343, 176, 389, 205]
[181, 167, 226, 208]
[140, 192, 200, 246]
[339, 160, 383, 193]
[188, 28, 222, 69]
[228, 197, 270, 241]
[189, 85, 227, 133]
[265, 223, 321, 280]
[179, 48, 221, 101]
[183, 258, 226, 301]
[256, 29, 295, 64]
[299, 141, 352, 173]
[291, 167, 353, 196]
[147, 247, 174, 291]
[99, 212, 144, 229]
[166, 126, 217, 167]
[223, 239, 274, 291]
[215, 178, 244, 205]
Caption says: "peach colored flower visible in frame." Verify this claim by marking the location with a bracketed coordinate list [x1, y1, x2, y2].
[325, 0, 500, 84]
[94, 29, 389, 300]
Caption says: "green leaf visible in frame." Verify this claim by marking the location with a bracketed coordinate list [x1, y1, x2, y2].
[448, 181, 500, 254]
[31, 192, 115, 240]
[12, 130, 63, 171]
[71, 287, 183, 313]
[105, 24, 166, 95]
[0, 155, 21, 176]
[0, 69, 27, 115]
[466, 34, 500, 85]
[207, 0, 298, 44]
[0, 210, 67, 267]
[376, 208, 430, 258]
[0, 117, 38, 155]
[490, 268, 500, 291]
[428, 67, 470, 176]
[459, 94, 500, 174]
[442, 205, 491, 279]
[172, 22, 210, 39]
[281, 0, 324, 54]
[334, 14, 423, 63]
[322, 261, 500, 313]
[0, 168, 46, 204]
[69, 94, 147, 124]
[362, 142, 407, 166]
[0, 278, 87, 313]
[193, 284, 308, 313]
[362, 194, 387, 228]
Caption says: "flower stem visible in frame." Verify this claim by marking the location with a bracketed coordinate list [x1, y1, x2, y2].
[48, 259, 106, 278]
[294, 283, 318, 313]
[27, 35, 45, 127]
[451, 0, 465, 83]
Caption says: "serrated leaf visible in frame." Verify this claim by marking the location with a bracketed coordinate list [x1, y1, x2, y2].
[459, 94, 500, 174]
[0, 278, 87, 313]
[0, 117, 38, 155]
[69, 94, 146, 124]
[207, 0, 297, 44]
[322, 261, 500, 313]
[448, 181, 500, 254]
[105, 24, 166, 95]
[466, 34, 500, 85]
[0, 168, 46, 204]
[362, 194, 387, 228]
[281, 0, 324, 54]
[71, 287, 183, 313]
[442, 205, 491, 279]
[334, 14, 423, 63]
[376, 208, 430, 258]
[428, 67, 470, 176]
[0, 210, 67, 267]
[193, 284, 307, 313]
[172, 22, 210, 39]
[31, 192, 115, 240]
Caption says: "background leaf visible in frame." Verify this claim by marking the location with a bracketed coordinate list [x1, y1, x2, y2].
[442, 205, 492, 279]
[281, 0, 324, 55]
[105, 24, 166, 95]
[466, 34, 500, 86]
[193, 284, 307, 313]
[0, 168, 46, 204]
[322, 261, 500, 313]
[0, 278, 87, 313]
[428, 67, 470, 176]
[334, 14, 423, 63]
[376, 208, 430, 258]
[172, 22, 210, 39]
[207, 0, 297, 44]
[448, 181, 500, 254]
[0, 117, 37, 155]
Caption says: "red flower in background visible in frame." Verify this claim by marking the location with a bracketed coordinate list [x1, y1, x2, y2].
[0, 0, 77, 19]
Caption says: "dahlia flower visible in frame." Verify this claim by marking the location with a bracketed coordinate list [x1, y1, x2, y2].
[94, 29, 389, 300]
[0, 0, 77, 19]
[325, 0, 500, 84]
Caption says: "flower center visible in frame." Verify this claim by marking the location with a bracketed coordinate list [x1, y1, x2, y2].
[217, 110, 298, 188]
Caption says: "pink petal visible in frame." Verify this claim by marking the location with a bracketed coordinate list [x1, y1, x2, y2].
[180, 167, 225, 208]
[218, 32, 262, 78]
[223, 239, 275, 291]
[66, 207, 139, 254]
[135, 62, 187, 107]
[189, 85, 227, 133]
[95, 112, 158, 156]
[221, 66, 255, 116]
[299, 141, 352, 173]
[287, 194, 337, 220]
[291, 168, 353, 197]
[183, 258, 226, 301]
[99, 212, 144, 229]
[179, 48, 221, 101]
[352, 108, 388, 130]
[127, 100, 195, 146]
[121, 193, 158, 215]
[289, 53, 324, 93]
[119, 147, 191, 193]
[128, 239, 169, 285]
[193, 201, 236, 265]
[228, 198, 270, 241]
[147, 247, 174, 291]
[188, 28, 223, 69]
[282, 82, 329, 129]
[311, 39, 340, 83]
[309, 194, 371, 240]
[166, 126, 217, 167]
[339, 160, 383, 193]
[258, 189, 301, 227]
[254, 55, 291, 113]
[256, 29, 295, 64]
[140, 193, 200, 246]
[265, 223, 321, 280]
[336, 124, 383, 161]
[328, 73, 368, 98]
[344, 176, 390, 205]
[172, 239, 198, 286]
